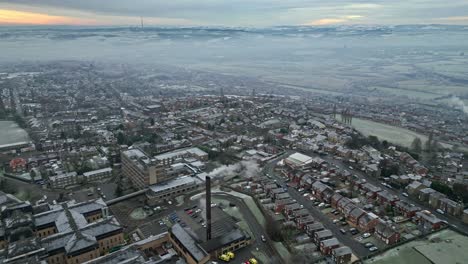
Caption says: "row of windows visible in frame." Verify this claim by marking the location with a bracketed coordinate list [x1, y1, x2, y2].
[154, 185, 197, 199]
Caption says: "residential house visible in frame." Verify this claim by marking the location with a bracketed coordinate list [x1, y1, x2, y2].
[428, 192, 446, 209]
[375, 221, 400, 245]
[331, 193, 344, 208]
[315, 230, 333, 244]
[406, 181, 425, 196]
[395, 201, 420, 218]
[415, 211, 443, 230]
[439, 198, 463, 216]
[297, 215, 315, 230]
[376, 190, 399, 206]
[418, 188, 436, 202]
[306, 223, 325, 237]
[332, 246, 352, 264]
[320, 238, 340, 255]
[462, 209, 468, 224]
[358, 212, 380, 232]
[348, 208, 366, 226]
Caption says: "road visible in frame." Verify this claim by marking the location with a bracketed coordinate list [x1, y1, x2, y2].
[213, 193, 284, 264]
[263, 152, 370, 258]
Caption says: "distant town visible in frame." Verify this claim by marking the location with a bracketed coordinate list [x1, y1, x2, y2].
[0, 61, 467, 264]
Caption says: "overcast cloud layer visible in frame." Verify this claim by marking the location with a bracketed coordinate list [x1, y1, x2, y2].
[1, 0, 468, 26]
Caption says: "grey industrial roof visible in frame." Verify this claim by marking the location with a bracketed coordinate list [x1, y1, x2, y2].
[202, 228, 248, 252]
[42, 217, 121, 254]
[35, 199, 105, 227]
[171, 223, 208, 262]
[148, 176, 200, 194]
[83, 246, 147, 264]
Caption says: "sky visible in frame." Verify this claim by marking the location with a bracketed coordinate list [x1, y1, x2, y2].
[0, 0, 467, 26]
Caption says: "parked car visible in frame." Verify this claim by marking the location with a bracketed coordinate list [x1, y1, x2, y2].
[363, 233, 371, 238]
[333, 219, 340, 224]
[369, 246, 378, 252]
[261, 235, 267, 242]
[402, 192, 409, 197]
[340, 229, 347, 234]
[436, 209, 445, 215]
[349, 228, 359, 235]
[364, 242, 374, 248]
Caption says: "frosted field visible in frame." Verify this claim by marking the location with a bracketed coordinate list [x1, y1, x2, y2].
[0, 121, 30, 145]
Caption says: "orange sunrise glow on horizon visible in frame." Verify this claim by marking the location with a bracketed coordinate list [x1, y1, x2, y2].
[0, 9, 97, 25]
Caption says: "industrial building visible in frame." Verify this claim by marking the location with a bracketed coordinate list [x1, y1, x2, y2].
[168, 177, 251, 264]
[121, 148, 165, 189]
[0, 198, 124, 264]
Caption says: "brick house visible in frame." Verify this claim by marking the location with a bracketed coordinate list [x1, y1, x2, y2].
[320, 238, 340, 255]
[375, 221, 400, 245]
[358, 212, 380, 232]
[332, 246, 352, 264]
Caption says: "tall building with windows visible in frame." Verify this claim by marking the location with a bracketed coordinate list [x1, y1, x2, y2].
[121, 148, 165, 189]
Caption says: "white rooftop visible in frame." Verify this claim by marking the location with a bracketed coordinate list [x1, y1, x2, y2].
[286, 152, 313, 166]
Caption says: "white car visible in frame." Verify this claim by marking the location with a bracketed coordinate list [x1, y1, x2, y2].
[369, 246, 378, 252]
[363, 233, 371, 238]
[436, 209, 445, 215]
[402, 192, 409, 197]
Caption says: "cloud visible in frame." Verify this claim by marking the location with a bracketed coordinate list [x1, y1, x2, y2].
[344, 3, 383, 9]
[305, 18, 346, 26]
[0, 7, 196, 26]
[438, 16, 468, 21]
[303, 14, 364, 26]
[0, 0, 468, 26]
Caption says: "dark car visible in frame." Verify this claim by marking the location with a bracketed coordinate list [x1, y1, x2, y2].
[349, 228, 359, 235]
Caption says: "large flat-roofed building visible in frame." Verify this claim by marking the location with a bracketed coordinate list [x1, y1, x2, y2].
[49, 172, 79, 188]
[121, 148, 165, 189]
[83, 168, 112, 183]
[146, 176, 202, 205]
[284, 152, 313, 169]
